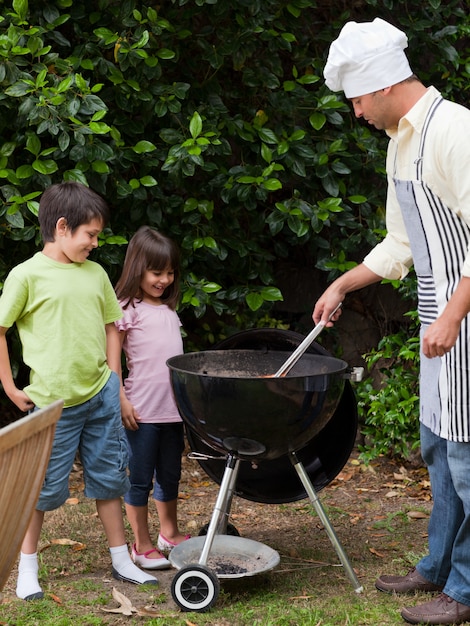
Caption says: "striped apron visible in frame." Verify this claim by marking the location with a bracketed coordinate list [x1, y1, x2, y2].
[394, 96, 470, 442]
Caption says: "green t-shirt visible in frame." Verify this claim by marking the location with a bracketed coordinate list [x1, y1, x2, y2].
[0, 252, 122, 408]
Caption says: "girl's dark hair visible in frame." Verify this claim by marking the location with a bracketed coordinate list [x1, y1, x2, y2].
[38, 181, 110, 242]
[115, 226, 181, 310]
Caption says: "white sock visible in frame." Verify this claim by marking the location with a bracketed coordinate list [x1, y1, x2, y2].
[16, 552, 44, 600]
[110, 545, 158, 585]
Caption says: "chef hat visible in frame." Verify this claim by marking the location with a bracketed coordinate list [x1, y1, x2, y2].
[324, 18, 413, 98]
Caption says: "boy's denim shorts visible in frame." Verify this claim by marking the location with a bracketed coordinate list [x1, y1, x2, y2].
[37, 372, 130, 511]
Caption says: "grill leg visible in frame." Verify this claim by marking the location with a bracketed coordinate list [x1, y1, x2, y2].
[290, 451, 363, 594]
[199, 453, 240, 566]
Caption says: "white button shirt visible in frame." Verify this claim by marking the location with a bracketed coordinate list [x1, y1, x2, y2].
[363, 86, 470, 280]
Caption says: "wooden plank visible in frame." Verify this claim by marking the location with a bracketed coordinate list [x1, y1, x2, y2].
[0, 400, 63, 591]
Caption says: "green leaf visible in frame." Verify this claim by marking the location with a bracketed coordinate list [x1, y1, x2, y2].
[260, 286, 283, 302]
[16, 164, 33, 179]
[348, 195, 367, 204]
[257, 128, 278, 144]
[203, 236, 217, 250]
[26, 200, 39, 216]
[6, 82, 32, 97]
[13, 0, 28, 20]
[202, 282, 221, 293]
[262, 178, 282, 191]
[102, 235, 127, 245]
[140, 175, 157, 187]
[261, 143, 272, 164]
[93, 27, 118, 43]
[156, 48, 176, 59]
[88, 121, 111, 134]
[189, 111, 203, 139]
[91, 160, 110, 173]
[0, 143, 16, 157]
[91, 109, 107, 122]
[58, 132, 70, 152]
[309, 112, 326, 131]
[32, 159, 58, 174]
[133, 140, 156, 154]
[63, 169, 88, 184]
[283, 80, 296, 92]
[57, 75, 74, 93]
[245, 292, 264, 311]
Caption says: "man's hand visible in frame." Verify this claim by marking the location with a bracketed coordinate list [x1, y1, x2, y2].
[422, 317, 460, 359]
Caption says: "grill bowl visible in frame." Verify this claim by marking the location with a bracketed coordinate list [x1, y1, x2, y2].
[167, 349, 347, 461]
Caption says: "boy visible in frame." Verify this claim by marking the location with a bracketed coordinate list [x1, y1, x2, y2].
[0, 181, 157, 600]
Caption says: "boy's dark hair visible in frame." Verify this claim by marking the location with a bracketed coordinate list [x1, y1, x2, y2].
[38, 181, 110, 242]
[115, 226, 181, 310]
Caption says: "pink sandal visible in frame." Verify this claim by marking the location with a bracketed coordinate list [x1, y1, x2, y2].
[157, 533, 191, 553]
[131, 543, 171, 570]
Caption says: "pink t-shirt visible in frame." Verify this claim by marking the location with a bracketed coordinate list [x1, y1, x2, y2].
[116, 300, 183, 423]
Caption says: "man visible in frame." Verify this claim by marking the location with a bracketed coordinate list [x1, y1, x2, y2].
[313, 17, 470, 626]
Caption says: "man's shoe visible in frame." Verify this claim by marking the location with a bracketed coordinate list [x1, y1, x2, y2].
[375, 568, 444, 594]
[401, 593, 470, 624]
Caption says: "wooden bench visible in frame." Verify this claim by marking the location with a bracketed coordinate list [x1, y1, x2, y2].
[0, 400, 63, 592]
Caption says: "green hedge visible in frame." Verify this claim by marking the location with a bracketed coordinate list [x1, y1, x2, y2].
[0, 0, 468, 454]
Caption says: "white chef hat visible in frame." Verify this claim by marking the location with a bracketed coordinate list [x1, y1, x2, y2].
[324, 18, 413, 98]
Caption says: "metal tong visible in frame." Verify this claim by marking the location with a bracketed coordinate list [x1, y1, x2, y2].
[272, 302, 342, 378]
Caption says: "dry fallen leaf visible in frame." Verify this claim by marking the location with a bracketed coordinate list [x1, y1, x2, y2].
[40, 538, 86, 553]
[384, 482, 405, 489]
[369, 547, 385, 558]
[393, 472, 407, 481]
[336, 470, 355, 482]
[101, 588, 175, 618]
[65, 497, 80, 505]
[51, 538, 86, 551]
[136, 606, 175, 617]
[102, 587, 137, 616]
[407, 510, 429, 519]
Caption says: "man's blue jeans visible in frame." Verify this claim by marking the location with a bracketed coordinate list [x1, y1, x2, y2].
[417, 422, 470, 606]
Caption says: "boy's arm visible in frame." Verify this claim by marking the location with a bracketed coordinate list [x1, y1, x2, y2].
[105, 322, 122, 376]
[0, 326, 34, 412]
[105, 322, 139, 430]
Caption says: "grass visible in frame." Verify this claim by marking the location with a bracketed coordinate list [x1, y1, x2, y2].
[0, 455, 433, 625]
[1, 575, 429, 626]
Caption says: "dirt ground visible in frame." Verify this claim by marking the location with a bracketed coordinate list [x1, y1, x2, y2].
[1, 441, 433, 621]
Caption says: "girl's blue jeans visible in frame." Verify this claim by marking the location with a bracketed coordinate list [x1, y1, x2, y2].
[124, 422, 184, 505]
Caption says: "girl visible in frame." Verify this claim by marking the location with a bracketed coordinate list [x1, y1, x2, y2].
[115, 226, 190, 570]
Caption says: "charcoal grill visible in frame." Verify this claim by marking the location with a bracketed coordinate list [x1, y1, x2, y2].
[167, 329, 363, 612]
